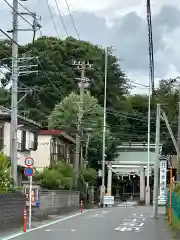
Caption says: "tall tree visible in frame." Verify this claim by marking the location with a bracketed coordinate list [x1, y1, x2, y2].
[48, 91, 116, 167]
[0, 37, 129, 130]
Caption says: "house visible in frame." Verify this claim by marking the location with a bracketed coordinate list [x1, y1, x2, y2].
[31, 129, 76, 170]
[0, 106, 41, 183]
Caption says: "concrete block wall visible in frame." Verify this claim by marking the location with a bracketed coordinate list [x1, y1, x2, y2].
[31, 190, 80, 219]
[0, 192, 25, 231]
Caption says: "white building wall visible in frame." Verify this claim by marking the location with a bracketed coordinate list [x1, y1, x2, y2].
[3, 122, 38, 167]
[31, 135, 51, 170]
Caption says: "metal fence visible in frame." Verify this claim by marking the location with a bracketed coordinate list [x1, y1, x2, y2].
[167, 191, 180, 220]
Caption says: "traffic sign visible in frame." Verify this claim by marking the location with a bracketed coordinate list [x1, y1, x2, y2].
[24, 157, 34, 166]
[24, 167, 34, 177]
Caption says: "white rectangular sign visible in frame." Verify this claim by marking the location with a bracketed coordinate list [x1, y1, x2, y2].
[103, 196, 114, 205]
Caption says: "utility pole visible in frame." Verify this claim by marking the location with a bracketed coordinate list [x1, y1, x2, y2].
[177, 91, 180, 181]
[146, 0, 155, 205]
[153, 103, 160, 219]
[11, 0, 19, 185]
[101, 47, 108, 205]
[73, 60, 92, 188]
[146, 71, 151, 205]
[9, 0, 41, 185]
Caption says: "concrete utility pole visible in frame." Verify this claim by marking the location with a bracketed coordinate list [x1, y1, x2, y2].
[153, 103, 160, 219]
[146, 0, 155, 205]
[146, 70, 151, 205]
[101, 47, 108, 203]
[73, 60, 92, 188]
[10, 0, 40, 185]
[11, 0, 19, 185]
[177, 93, 180, 180]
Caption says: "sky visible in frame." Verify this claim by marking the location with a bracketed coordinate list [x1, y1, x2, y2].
[0, 0, 180, 94]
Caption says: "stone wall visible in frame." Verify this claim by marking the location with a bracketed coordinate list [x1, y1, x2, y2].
[30, 190, 80, 219]
[0, 192, 25, 231]
[0, 190, 80, 231]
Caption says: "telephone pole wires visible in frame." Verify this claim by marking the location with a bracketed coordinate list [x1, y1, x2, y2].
[73, 60, 92, 188]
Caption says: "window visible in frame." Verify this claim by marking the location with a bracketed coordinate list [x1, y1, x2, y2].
[21, 130, 26, 151]
[26, 131, 30, 150]
[50, 138, 67, 162]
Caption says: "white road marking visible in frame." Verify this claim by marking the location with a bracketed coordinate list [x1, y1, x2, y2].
[101, 210, 110, 214]
[114, 212, 147, 232]
[45, 229, 76, 232]
[1, 210, 89, 240]
[84, 210, 111, 218]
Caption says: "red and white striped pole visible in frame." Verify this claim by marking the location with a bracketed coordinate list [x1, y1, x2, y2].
[23, 207, 27, 232]
[80, 200, 83, 213]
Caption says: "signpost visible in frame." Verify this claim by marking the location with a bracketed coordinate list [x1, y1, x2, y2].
[24, 157, 34, 230]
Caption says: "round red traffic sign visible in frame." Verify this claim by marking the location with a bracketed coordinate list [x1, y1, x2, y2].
[24, 157, 34, 166]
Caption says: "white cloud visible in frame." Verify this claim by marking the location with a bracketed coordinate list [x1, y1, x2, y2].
[1, 0, 180, 93]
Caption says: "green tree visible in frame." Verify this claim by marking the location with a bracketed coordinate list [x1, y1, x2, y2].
[48, 91, 104, 138]
[0, 87, 10, 107]
[80, 168, 97, 186]
[0, 37, 129, 130]
[35, 162, 74, 190]
[48, 91, 117, 167]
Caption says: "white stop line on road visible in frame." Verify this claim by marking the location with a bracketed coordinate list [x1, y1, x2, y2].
[115, 213, 147, 233]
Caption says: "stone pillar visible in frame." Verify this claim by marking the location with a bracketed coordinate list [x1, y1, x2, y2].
[107, 165, 112, 196]
[140, 165, 145, 201]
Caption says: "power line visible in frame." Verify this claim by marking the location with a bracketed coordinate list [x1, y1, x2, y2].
[3, 0, 33, 27]
[37, 58, 62, 98]
[54, 0, 69, 37]
[0, 29, 20, 46]
[129, 79, 148, 88]
[45, 0, 60, 38]
[17, 0, 33, 14]
[64, 0, 80, 40]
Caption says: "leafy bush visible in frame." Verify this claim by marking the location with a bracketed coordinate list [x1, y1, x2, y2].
[34, 162, 74, 190]
[0, 152, 18, 193]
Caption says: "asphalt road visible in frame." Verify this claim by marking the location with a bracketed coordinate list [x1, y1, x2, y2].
[2, 206, 173, 240]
